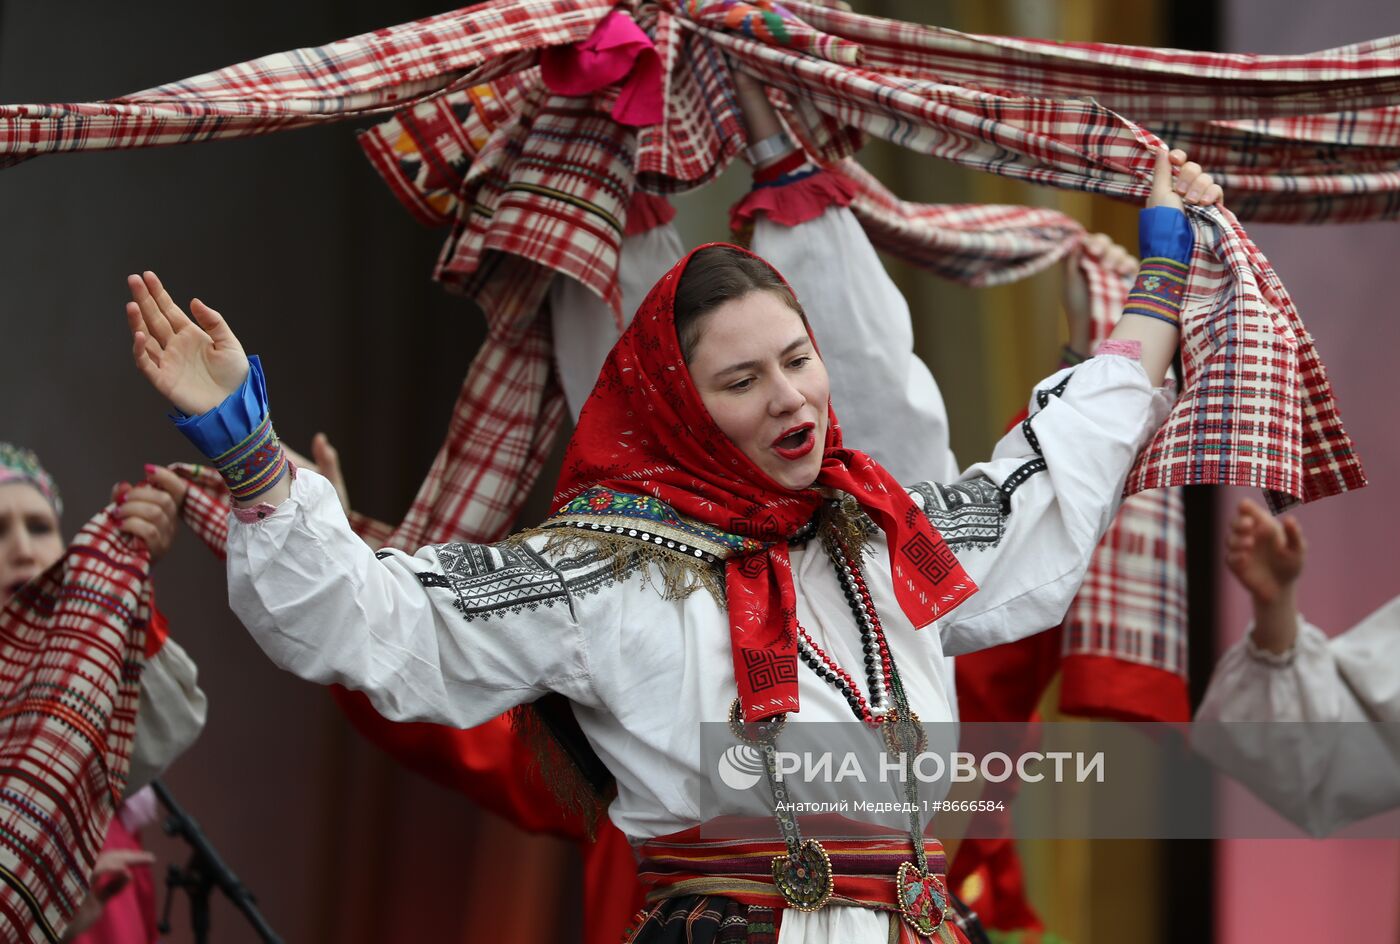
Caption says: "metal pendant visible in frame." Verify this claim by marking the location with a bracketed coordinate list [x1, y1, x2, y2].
[771, 839, 834, 912]
[882, 706, 926, 756]
[728, 697, 786, 744]
[895, 861, 950, 938]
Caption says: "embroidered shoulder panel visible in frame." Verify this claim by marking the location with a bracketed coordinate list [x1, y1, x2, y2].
[547, 487, 766, 561]
[417, 540, 624, 623]
[907, 477, 1008, 552]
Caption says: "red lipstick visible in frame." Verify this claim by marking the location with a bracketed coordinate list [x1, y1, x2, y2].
[771, 423, 816, 461]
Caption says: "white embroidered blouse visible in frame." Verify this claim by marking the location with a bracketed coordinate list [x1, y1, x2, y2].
[223, 203, 1172, 942]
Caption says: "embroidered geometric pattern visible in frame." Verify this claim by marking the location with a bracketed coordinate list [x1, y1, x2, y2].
[899, 532, 961, 584]
[425, 540, 621, 622]
[906, 479, 1007, 552]
[1034, 376, 1072, 412]
[1019, 417, 1041, 457]
[548, 487, 766, 560]
[740, 648, 799, 692]
[999, 459, 1047, 503]
[625, 895, 778, 944]
[1123, 257, 1188, 327]
[213, 415, 287, 502]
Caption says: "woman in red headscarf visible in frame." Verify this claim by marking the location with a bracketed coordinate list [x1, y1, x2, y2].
[120, 140, 1217, 938]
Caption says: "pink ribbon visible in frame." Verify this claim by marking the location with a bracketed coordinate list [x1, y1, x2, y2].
[541, 9, 663, 127]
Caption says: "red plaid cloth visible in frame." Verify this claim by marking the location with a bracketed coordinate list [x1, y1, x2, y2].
[841, 167, 1192, 711]
[831, 159, 1082, 286]
[0, 509, 150, 943]
[4, 0, 1380, 508]
[388, 321, 566, 547]
[1063, 264, 1188, 718]
[8, 2, 1386, 671]
[0, 0, 612, 168]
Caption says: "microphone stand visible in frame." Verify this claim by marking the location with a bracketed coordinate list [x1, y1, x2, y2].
[151, 779, 283, 944]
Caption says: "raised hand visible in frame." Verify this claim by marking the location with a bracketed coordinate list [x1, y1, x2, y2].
[125, 271, 249, 416]
[1225, 498, 1306, 608]
[1147, 147, 1224, 212]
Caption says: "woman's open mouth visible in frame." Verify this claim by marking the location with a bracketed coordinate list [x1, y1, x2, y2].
[771, 423, 816, 461]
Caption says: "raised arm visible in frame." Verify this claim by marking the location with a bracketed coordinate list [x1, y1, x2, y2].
[223, 468, 603, 728]
[1110, 147, 1221, 386]
[125, 276, 292, 509]
[927, 147, 1220, 653]
[1192, 505, 1400, 834]
[731, 67, 958, 483]
[122, 281, 602, 728]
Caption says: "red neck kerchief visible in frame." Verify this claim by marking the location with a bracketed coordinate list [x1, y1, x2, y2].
[554, 242, 977, 722]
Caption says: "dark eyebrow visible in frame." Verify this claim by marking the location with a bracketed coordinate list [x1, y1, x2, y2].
[714, 336, 811, 377]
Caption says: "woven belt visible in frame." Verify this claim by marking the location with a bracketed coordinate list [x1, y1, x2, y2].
[636, 815, 966, 941]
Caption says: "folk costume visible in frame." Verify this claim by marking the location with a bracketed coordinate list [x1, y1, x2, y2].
[1193, 594, 1400, 836]
[0, 446, 206, 943]
[192, 206, 1178, 937]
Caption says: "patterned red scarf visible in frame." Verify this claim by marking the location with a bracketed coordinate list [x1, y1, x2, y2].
[554, 243, 977, 722]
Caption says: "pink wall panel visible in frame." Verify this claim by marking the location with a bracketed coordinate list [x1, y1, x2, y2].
[1218, 4, 1400, 939]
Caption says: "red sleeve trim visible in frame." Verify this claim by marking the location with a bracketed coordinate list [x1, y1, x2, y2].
[751, 150, 807, 184]
[729, 168, 858, 231]
[145, 598, 170, 659]
[623, 190, 676, 237]
[1058, 654, 1190, 722]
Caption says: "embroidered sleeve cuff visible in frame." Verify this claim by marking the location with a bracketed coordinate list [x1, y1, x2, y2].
[231, 461, 296, 522]
[1122, 258, 1188, 327]
[1138, 205, 1193, 262]
[1093, 339, 1142, 360]
[171, 355, 270, 459]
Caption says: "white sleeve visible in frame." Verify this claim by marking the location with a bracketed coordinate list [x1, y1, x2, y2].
[226, 470, 605, 729]
[752, 206, 959, 483]
[550, 224, 686, 420]
[1195, 619, 1364, 724]
[126, 636, 208, 796]
[1191, 599, 1400, 835]
[924, 352, 1172, 655]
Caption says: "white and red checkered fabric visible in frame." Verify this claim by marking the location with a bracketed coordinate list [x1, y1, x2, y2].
[821, 160, 1191, 688]
[8, 0, 1392, 695]
[0, 509, 149, 942]
[1069, 256, 1188, 688]
[0, 0, 611, 167]
[5, 0, 1383, 509]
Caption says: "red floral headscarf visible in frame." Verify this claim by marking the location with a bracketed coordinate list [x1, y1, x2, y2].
[555, 243, 977, 722]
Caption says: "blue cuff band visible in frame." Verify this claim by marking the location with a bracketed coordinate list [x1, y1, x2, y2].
[1138, 206, 1193, 263]
[170, 355, 270, 460]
